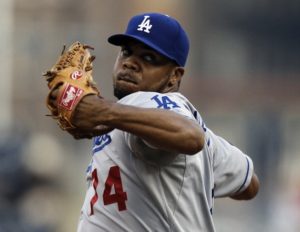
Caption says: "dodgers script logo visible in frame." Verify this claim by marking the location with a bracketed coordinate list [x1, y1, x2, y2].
[59, 84, 83, 110]
[92, 134, 112, 154]
[137, 15, 152, 33]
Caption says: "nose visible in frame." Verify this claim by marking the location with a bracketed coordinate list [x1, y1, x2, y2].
[122, 56, 140, 72]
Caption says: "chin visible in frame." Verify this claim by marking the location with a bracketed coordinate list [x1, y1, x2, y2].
[114, 88, 134, 100]
[113, 82, 140, 99]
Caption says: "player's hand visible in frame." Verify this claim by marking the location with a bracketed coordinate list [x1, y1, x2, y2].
[71, 94, 114, 138]
[49, 88, 113, 139]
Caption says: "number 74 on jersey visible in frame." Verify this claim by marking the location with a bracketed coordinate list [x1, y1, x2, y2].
[89, 166, 128, 215]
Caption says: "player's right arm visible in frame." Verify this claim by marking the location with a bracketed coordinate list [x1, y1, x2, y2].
[211, 130, 259, 200]
[230, 173, 259, 200]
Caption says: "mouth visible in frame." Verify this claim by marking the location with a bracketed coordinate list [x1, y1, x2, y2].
[117, 73, 138, 85]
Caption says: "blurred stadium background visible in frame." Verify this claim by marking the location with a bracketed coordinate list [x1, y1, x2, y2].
[0, 0, 299, 231]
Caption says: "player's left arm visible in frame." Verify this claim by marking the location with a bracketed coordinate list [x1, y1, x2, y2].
[70, 95, 205, 155]
[230, 173, 260, 200]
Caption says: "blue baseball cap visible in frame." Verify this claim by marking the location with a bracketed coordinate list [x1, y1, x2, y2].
[108, 13, 190, 67]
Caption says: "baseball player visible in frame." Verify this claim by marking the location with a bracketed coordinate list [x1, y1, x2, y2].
[45, 12, 259, 232]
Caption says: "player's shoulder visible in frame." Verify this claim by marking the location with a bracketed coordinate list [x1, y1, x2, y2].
[117, 91, 189, 107]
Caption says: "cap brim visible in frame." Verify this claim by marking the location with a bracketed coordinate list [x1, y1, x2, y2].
[108, 34, 177, 65]
[108, 34, 139, 46]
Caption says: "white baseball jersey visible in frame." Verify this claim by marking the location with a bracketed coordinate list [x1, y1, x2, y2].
[77, 91, 253, 232]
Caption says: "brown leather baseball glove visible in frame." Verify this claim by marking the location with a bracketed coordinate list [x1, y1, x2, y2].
[43, 41, 100, 131]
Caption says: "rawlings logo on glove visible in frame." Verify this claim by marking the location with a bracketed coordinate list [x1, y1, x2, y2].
[43, 41, 100, 130]
[71, 70, 83, 80]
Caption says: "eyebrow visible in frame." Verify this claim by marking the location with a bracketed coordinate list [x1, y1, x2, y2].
[125, 42, 175, 64]
[134, 44, 157, 54]
[140, 44, 154, 51]
[124, 41, 156, 53]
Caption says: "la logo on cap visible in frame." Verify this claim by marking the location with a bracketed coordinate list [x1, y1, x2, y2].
[137, 15, 152, 33]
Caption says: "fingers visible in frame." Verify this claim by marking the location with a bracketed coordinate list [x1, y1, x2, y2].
[67, 128, 92, 139]
[48, 88, 60, 108]
[73, 133, 94, 140]
[67, 126, 114, 140]
[92, 125, 114, 135]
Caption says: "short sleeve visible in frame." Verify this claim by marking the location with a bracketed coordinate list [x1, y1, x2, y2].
[118, 91, 196, 121]
[210, 131, 254, 198]
[119, 91, 194, 164]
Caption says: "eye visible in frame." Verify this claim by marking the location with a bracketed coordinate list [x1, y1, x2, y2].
[120, 47, 131, 57]
[143, 54, 156, 63]
[143, 53, 170, 66]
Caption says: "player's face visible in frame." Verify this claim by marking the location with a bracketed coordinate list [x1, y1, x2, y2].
[112, 41, 180, 99]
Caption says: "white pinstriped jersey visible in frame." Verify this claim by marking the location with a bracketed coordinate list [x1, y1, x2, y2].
[77, 91, 253, 232]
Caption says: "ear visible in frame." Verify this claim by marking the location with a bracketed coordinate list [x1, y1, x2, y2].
[166, 67, 185, 91]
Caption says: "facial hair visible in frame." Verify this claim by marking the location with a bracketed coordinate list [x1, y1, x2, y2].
[113, 87, 132, 100]
[113, 73, 175, 99]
